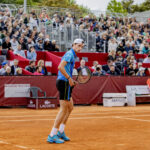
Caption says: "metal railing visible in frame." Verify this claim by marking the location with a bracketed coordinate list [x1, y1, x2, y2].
[129, 11, 150, 23]
[45, 24, 96, 52]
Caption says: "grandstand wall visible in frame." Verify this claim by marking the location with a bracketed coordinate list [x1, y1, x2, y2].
[0, 76, 149, 107]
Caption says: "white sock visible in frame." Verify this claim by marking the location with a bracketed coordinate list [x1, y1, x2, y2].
[59, 124, 65, 133]
[50, 127, 58, 137]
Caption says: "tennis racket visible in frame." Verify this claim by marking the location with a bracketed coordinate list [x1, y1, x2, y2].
[75, 67, 92, 84]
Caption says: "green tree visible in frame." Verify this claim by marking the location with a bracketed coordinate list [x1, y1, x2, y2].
[0, 0, 17, 4]
[121, 0, 134, 13]
[107, 0, 127, 14]
[126, 0, 150, 13]
[0, 0, 91, 16]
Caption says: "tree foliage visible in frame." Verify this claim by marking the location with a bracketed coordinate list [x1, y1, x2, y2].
[121, 0, 134, 13]
[107, 0, 127, 14]
[0, 0, 91, 16]
[107, 0, 150, 14]
[121, 0, 150, 13]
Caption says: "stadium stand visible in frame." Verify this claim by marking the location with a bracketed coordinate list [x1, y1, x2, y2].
[0, 6, 150, 76]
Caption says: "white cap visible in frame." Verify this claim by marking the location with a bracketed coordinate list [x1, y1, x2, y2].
[73, 39, 84, 44]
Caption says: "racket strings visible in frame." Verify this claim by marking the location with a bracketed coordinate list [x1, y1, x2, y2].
[77, 68, 91, 84]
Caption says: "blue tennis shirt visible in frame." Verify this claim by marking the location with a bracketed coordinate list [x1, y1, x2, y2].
[57, 48, 77, 81]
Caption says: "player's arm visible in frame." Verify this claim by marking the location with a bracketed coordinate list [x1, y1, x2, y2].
[58, 60, 75, 87]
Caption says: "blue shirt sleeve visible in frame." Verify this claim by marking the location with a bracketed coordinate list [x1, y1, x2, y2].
[62, 52, 73, 62]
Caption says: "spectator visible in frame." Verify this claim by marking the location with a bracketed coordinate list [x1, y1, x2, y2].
[44, 38, 53, 51]
[37, 60, 47, 75]
[39, 9, 50, 22]
[92, 61, 99, 72]
[25, 61, 36, 73]
[27, 38, 35, 49]
[124, 42, 131, 54]
[130, 43, 139, 54]
[142, 43, 150, 54]
[108, 50, 117, 61]
[96, 32, 101, 52]
[33, 66, 43, 75]
[0, 62, 8, 75]
[136, 67, 145, 77]
[100, 34, 108, 53]
[130, 56, 137, 65]
[107, 65, 118, 76]
[139, 41, 145, 54]
[53, 17, 60, 29]
[14, 44, 26, 58]
[129, 71, 136, 76]
[126, 63, 137, 76]
[93, 64, 105, 76]
[77, 59, 87, 72]
[2, 66, 12, 76]
[125, 50, 134, 58]
[11, 59, 19, 75]
[51, 40, 59, 52]
[126, 38, 134, 46]
[18, 37, 27, 50]
[34, 38, 44, 51]
[102, 60, 121, 75]
[102, 60, 112, 72]
[14, 68, 22, 75]
[143, 55, 150, 63]
[10, 36, 19, 51]
[108, 38, 118, 52]
[29, 14, 39, 30]
[2, 36, 12, 50]
[27, 46, 37, 61]
[117, 42, 125, 54]
[115, 56, 124, 73]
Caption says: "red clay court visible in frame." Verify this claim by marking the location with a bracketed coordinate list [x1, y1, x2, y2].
[0, 105, 150, 150]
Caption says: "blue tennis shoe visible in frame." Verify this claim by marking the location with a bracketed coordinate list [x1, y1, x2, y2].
[47, 135, 64, 144]
[57, 131, 70, 141]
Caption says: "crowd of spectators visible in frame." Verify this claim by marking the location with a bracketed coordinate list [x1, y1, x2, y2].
[0, 8, 60, 56]
[0, 7, 150, 76]
[0, 59, 48, 76]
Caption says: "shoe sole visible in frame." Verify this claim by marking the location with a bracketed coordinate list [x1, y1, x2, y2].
[47, 139, 64, 144]
[57, 136, 70, 141]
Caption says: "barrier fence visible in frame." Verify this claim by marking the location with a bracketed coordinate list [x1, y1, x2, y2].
[0, 76, 149, 106]
[45, 24, 96, 52]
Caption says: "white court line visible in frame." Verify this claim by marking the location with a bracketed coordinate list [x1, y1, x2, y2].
[15, 145, 28, 149]
[0, 140, 9, 144]
[1, 113, 150, 123]
[1, 111, 150, 118]
[0, 116, 113, 123]
[2, 114, 150, 123]
[0, 112, 132, 118]
[115, 116, 150, 123]
[0, 139, 34, 150]
[116, 144, 125, 146]
[1, 109, 150, 116]
[1, 113, 150, 122]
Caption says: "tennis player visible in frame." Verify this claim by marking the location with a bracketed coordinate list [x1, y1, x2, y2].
[47, 39, 84, 144]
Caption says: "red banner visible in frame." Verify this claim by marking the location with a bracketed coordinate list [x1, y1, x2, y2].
[0, 76, 149, 106]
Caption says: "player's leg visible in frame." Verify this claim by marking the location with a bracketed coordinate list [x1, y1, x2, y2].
[47, 100, 68, 144]
[57, 98, 74, 141]
[60, 98, 74, 125]
[53, 100, 69, 129]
